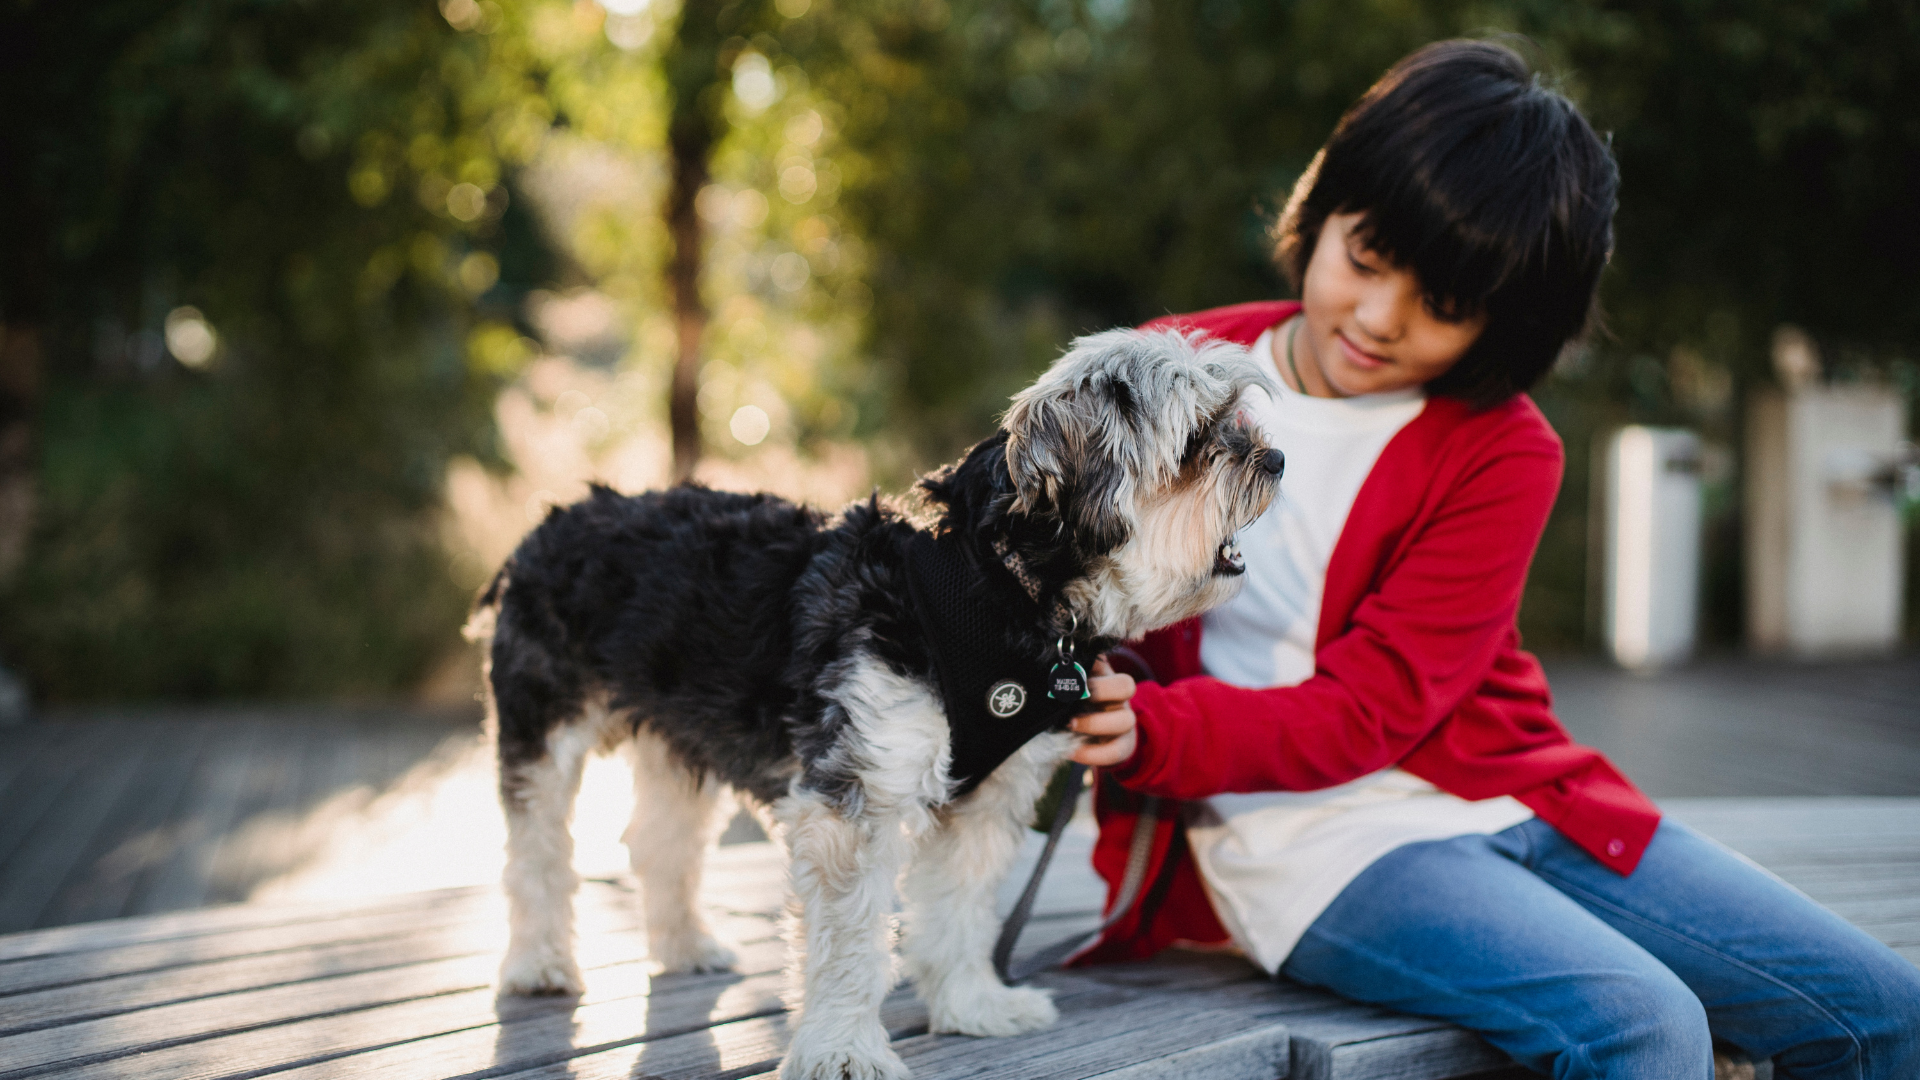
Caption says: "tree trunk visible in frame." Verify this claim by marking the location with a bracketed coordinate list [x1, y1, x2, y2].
[660, 0, 735, 485]
[666, 122, 711, 484]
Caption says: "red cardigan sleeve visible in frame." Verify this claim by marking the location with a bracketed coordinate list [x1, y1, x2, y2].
[1108, 416, 1564, 799]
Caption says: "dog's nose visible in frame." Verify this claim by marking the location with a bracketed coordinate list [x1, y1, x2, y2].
[1260, 448, 1286, 477]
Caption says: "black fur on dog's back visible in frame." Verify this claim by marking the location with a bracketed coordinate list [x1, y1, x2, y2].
[480, 430, 1123, 812]
[485, 483, 938, 807]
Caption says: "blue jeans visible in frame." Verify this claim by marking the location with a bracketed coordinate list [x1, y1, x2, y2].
[1278, 818, 1920, 1079]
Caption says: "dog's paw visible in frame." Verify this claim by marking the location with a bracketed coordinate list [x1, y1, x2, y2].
[929, 983, 1057, 1037]
[779, 1034, 910, 1080]
[649, 932, 739, 974]
[499, 950, 585, 996]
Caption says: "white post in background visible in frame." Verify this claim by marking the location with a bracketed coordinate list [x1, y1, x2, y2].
[1745, 381, 1911, 655]
[1603, 426, 1704, 669]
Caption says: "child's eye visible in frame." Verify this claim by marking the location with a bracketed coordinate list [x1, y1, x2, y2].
[1425, 298, 1472, 325]
[1346, 250, 1378, 275]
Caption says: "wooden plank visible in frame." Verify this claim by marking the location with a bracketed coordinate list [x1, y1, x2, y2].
[882, 981, 1290, 1080]
[196, 719, 320, 906]
[39, 719, 221, 927]
[0, 879, 774, 1001]
[0, 722, 171, 933]
[0, 892, 507, 994]
[490, 989, 925, 1080]
[0, 885, 490, 964]
[490, 955, 1273, 1080]
[30, 935, 787, 1080]
[136, 719, 276, 914]
[254, 952, 793, 1080]
[0, 722, 112, 877]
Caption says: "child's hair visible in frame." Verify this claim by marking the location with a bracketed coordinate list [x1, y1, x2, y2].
[1273, 39, 1618, 408]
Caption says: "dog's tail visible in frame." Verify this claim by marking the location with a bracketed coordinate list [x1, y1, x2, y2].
[463, 564, 509, 643]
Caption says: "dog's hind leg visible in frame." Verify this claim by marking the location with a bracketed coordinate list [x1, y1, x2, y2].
[491, 631, 614, 998]
[498, 714, 595, 995]
[624, 727, 738, 973]
[899, 732, 1069, 1036]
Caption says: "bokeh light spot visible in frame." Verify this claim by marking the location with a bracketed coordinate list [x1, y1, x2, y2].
[458, 252, 499, 294]
[440, 0, 483, 30]
[605, 13, 651, 49]
[778, 165, 817, 204]
[730, 405, 771, 445]
[771, 252, 811, 292]
[732, 54, 778, 113]
[447, 182, 488, 221]
[732, 188, 770, 228]
[572, 406, 611, 442]
[164, 307, 217, 368]
[785, 110, 824, 146]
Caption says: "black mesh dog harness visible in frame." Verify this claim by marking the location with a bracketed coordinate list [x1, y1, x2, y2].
[904, 532, 1081, 799]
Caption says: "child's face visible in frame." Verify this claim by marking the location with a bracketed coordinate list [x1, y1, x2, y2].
[1296, 212, 1486, 397]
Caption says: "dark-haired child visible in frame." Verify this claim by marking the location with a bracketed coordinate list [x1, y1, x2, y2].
[1062, 39, 1920, 1078]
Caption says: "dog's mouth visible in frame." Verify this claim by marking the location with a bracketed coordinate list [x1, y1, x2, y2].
[1213, 538, 1246, 576]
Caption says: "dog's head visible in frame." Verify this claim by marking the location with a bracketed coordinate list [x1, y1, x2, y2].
[996, 327, 1284, 639]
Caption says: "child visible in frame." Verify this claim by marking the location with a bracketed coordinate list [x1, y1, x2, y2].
[1060, 38, 1920, 1079]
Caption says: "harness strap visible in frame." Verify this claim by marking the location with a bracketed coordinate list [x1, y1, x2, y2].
[992, 762, 1161, 984]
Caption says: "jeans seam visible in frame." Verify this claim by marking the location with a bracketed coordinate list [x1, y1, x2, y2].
[1531, 863, 1868, 1078]
[1296, 923, 1600, 1076]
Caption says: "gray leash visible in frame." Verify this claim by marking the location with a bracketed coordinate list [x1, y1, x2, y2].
[991, 762, 1161, 985]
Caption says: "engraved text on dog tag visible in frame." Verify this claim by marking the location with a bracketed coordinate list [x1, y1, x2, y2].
[1047, 660, 1089, 701]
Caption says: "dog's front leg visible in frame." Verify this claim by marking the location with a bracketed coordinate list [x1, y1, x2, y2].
[778, 789, 914, 1080]
[899, 733, 1069, 1036]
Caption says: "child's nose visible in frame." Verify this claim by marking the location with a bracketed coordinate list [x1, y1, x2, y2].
[1354, 275, 1419, 344]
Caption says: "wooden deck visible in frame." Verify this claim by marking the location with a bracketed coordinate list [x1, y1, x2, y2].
[2, 799, 1914, 1080]
[0, 656, 1914, 1078]
[0, 708, 472, 934]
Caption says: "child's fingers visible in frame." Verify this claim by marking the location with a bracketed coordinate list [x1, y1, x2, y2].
[1086, 671, 1135, 708]
[1068, 728, 1136, 766]
[1071, 707, 1132, 739]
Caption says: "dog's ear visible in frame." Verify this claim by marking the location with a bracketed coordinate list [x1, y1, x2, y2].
[1003, 350, 1137, 556]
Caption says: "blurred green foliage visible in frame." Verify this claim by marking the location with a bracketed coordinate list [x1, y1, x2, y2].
[1, 0, 1914, 699]
[0, 0, 566, 697]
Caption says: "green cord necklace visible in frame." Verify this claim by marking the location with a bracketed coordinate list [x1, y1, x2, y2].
[1284, 317, 1306, 394]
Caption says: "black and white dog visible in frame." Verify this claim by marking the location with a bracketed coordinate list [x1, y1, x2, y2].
[470, 327, 1283, 1080]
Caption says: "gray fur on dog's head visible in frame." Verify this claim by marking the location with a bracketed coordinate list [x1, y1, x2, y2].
[1000, 327, 1281, 639]
[1002, 327, 1272, 549]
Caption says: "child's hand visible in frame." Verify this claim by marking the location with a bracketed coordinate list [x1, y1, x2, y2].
[1068, 656, 1137, 767]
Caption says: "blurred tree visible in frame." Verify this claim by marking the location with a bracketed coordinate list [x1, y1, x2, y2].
[0, 0, 565, 698]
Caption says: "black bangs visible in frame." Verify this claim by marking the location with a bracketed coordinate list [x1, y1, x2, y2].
[1275, 39, 1619, 408]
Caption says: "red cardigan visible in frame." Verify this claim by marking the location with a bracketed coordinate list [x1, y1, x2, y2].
[1079, 301, 1660, 964]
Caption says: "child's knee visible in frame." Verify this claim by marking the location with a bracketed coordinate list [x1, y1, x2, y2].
[1556, 969, 1711, 1079]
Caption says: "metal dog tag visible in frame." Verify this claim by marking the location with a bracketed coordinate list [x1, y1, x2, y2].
[1047, 660, 1090, 701]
